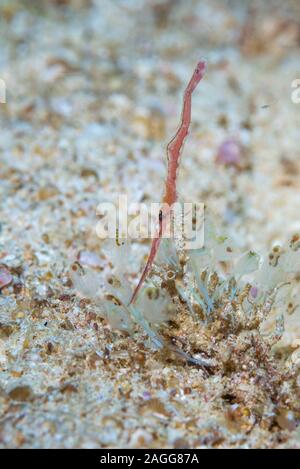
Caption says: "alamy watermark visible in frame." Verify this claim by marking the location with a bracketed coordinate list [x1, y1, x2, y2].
[0, 79, 6, 104]
[96, 196, 204, 250]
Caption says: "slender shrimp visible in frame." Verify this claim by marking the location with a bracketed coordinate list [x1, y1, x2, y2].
[129, 60, 206, 305]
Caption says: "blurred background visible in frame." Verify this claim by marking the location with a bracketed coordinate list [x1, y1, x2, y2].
[1, 0, 300, 252]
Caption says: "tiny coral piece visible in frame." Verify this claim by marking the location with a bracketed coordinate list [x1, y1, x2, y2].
[216, 138, 241, 167]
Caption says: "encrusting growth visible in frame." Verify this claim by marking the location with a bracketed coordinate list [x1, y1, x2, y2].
[71, 60, 300, 382]
[129, 60, 207, 304]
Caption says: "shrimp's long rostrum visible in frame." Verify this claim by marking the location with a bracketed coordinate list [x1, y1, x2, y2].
[129, 60, 206, 305]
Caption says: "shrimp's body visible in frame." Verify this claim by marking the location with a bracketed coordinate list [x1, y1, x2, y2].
[129, 60, 206, 305]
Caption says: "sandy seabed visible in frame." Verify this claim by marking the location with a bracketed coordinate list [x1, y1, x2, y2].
[0, 0, 300, 449]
